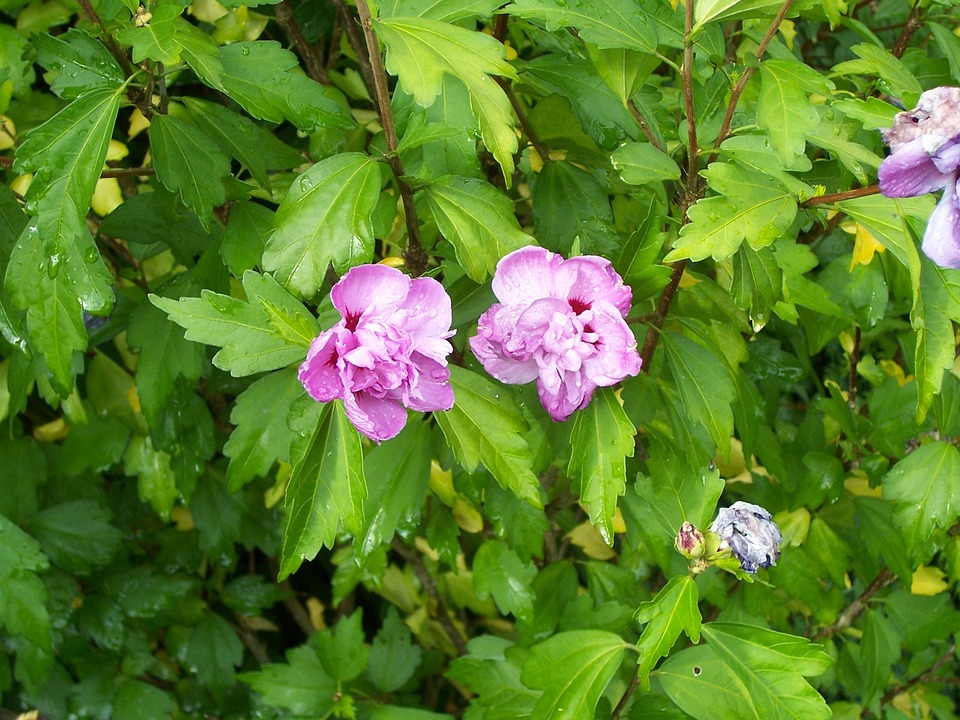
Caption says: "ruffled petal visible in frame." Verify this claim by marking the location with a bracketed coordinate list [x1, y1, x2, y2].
[582, 305, 642, 385]
[879, 137, 951, 197]
[400, 276, 455, 362]
[921, 179, 960, 270]
[469, 307, 540, 384]
[556, 255, 633, 317]
[404, 355, 455, 412]
[536, 373, 595, 422]
[491, 246, 562, 305]
[298, 329, 343, 402]
[933, 139, 960, 174]
[331, 264, 411, 321]
[344, 392, 408, 442]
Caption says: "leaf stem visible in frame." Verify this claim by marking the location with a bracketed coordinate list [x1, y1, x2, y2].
[497, 78, 550, 165]
[275, 0, 329, 84]
[611, 673, 641, 720]
[353, 0, 429, 275]
[640, 260, 686, 371]
[711, 0, 795, 163]
[802, 185, 880, 206]
[811, 567, 895, 641]
[627, 99, 664, 151]
[873, 643, 957, 715]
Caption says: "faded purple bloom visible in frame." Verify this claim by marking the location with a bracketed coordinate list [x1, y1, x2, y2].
[298, 264, 455, 442]
[710, 501, 782, 574]
[879, 87, 960, 269]
[675, 521, 705, 559]
[469, 246, 641, 421]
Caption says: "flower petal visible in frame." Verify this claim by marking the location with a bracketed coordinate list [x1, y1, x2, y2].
[582, 306, 642, 385]
[491, 246, 561, 305]
[405, 355, 455, 412]
[331, 264, 411, 320]
[921, 179, 960, 270]
[400, 276, 455, 361]
[470, 306, 540, 384]
[344, 392, 408, 442]
[556, 255, 633, 317]
[879, 138, 951, 197]
[299, 329, 343, 402]
[536, 373, 595, 422]
[932, 139, 960, 175]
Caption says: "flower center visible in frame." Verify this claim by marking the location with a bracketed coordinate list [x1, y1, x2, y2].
[568, 297, 591, 314]
[345, 312, 361, 331]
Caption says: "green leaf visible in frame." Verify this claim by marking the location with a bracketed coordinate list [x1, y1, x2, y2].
[358, 422, 432, 557]
[222, 200, 273, 277]
[115, 3, 182, 64]
[436, 366, 542, 508]
[150, 112, 231, 229]
[806, 114, 882, 185]
[506, 0, 656, 53]
[367, 608, 423, 693]
[185, 614, 244, 688]
[660, 332, 735, 451]
[216, 41, 354, 132]
[0, 513, 49, 573]
[113, 679, 177, 720]
[175, 18, 225, 90]
[860, 610, 899, 704]
[473, 540, 537, 621]
[240, 646, 337, 715]
[832, 44, 922, 107]
[150, 271, 312, 377]
[224, 369, 304, 491]
[376, 16, 518, 182]
[312, 610, 369, 682]
[183, 97, 304, 191]
[930, 23, 960, 86]
[909, 260, 960, 422]
[567, 387, 635, 545]
[659, 623, 832, 720]
[611, 142, 681, 185]
[635, 576, 702, 688]
[123, 435, 177, 520]
[32, 29, 124, 98]
[29, 500, 122, 575]
[832, 97, 899, 131]
[533, 160, 618, 256]
[447, 637, 539, 718]
[521, 630, 626, 720]
[587, 47, 659, 106]
[883, 441, 960, 563]
[379, 0, 503, 21]
[694, 0, 786, 28]
[420, 176, 531, 282]
[279, 401, 366, 580]
[264, 152, 382, 298]
[757, 60, 835, 166]
[732, 244, 782, 326]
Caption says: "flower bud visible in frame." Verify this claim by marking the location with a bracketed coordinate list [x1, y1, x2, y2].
[675, 521, 705, 559]
[710, 501, 782, 574]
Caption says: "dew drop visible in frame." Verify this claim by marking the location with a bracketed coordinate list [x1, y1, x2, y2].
[47, 254, 62, 279]
[241, 45, 251, 56]
[85, 246, 100, 263]
[298, 176, 314, 192]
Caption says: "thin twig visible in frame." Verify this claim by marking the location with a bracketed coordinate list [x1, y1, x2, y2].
[77, 0, 136, 78]
[497, 78, 549, 163]
[611, 673, 641, 720]
[640, 261, 686, 370]
[873, 644, 957, 714]
[627, 99, 664, 151]
[891, 2, 922, 59]
[392, 538, 468, 655]
[802, 185, 881, 206]
[101, 166, 156, 178]
[811, 567, 895, 642]
[682, 0, 699, 211]
[848, 326, 861, 410]
[711, 0, 795, 163]
[354, 0, 428, 275]
[232, 613, 272, 665]
[334, 0, 377, 95]
[275, 0, 329, 84]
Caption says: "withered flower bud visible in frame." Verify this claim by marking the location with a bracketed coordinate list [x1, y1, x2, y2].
[710, 501, 782, 574]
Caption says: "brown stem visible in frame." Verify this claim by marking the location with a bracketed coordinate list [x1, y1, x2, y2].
[492, 12, 509, 42]
[77, 0, 136, 78]
[848, 326, 861, 410]
[640, 260, 686, 371]
[711, 0, 795, 163]
[275, 0, 329, 84]
[802, 185, 880, 207]
[873, 644, 957, 714]
[811, 567, 895, 642]
[353, 0, 428, 275]
[391, 538, 468, 655]
[101, 166, 156, 178]
[627, 99, 664, 151]
[333, 0, 377, 97]
[682, 0, 699, 211]
[891, 3, 922, 59]
[611, 673, 641, 720]
[497, 78, 549, 162]
[232, 613, 272, 665]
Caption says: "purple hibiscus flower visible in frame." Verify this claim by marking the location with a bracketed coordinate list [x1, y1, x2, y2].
[298, 264, 455, 442]
[879, 86, 960, 269]
[469, 246, 642, 421]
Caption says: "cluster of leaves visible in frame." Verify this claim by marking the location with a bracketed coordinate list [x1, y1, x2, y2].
[2, 0, 960, 717]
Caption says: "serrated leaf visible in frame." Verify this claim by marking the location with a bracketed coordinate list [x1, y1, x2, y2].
[150, 113, 231, 229]
[635, 576, 701, 688]
[659, 624, 832, 720]
[123, 435, 178, 520]
[533, 160, 618, 256]
[909, 260, 960, 422]
[757, 60, 834, 165]
[243, 269, 321, 348]
[175, 18, 225, 90]
[832, 97, 899, 130]
[32, 29, 124, 98]
[860, 610, 899, 704]
[473, 540, 537, 621]
[611, 142, 681, 185]
[0, 572, 52, 651]
[806, 115, 882, 185]
[660, 332, 735, 450]
[421, 176, 531, 282]
[222, 201, 273, 277]
[883, 441, 960, 563]
[29, 499, 122, 574]
[150, 272, 310, 377]
[567, 387, 634, 546]
[185, 614, 244, 688]
[832, 44, 922, 107]
[183, 97, 304, 191]
[224, 369, 304, 491]
[217, 41, 354, 132]
[732, 244, 781, 324]
[358, 422, 431, 556]
[115, 3, 182, 64]
[379, 0, 503, 21]
[694, 0, 786, 27]
[436, 366, 542, 508]
[506, 0, 656, 53]
[0, 513, 49, 573]
[264, 152, 382, 298]
[367, 608, 423, 692]
[376, 16, 518, 182]
[279, 401, 366, 580]
[240, 646, 337, 715]
[521, 630, 625, 720]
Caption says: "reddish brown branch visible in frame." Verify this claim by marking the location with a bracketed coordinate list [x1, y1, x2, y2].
[811, 567, 895, 642]
[891, 3, 923, 59]
[802, 185, 880, 207]
[640, 261, 686, 371]
[275, 0, 328, 84]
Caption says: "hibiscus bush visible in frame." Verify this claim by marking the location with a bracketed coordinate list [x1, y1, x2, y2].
[4, 0, 960, 717]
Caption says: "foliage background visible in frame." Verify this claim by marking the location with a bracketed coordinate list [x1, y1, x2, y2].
[2, 0, 960, 717]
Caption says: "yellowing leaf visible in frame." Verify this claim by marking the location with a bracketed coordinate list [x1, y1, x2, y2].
[34, 417, 68, 442]
[453, 497, 484, 533]
[170, 506, 195, 531]
[911, 565, 948, 596]
[879, 359, 912, 387]
[849, 222, 886, 270]
[566, 522, 617, 560]
[775, 508, 810, 547]
[845, 472, 882, 498]
[91, 177, 123, 216]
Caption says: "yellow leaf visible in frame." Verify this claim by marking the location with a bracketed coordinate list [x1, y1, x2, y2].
[566, 522, 617, 560]
[911, 565, 948, 596]
[414, 536, 441, 562]
[774, 507, 810, 547]
[453, 497, 484, 533]
[128, 108, 151, 139]
[0, 115, 15, 151]
[612, 507, 627, 534]
[879, 359, 912, 387]
[170, 506, 195, 531]
[778, 19, 796, 50]
[11, 173, 32, 195]
[307, 597, 326, 629]
[378, 256, 405, 268]
[849, 222, 886, 270]
[34, 417, 68, 442]
[92, 178, 123, 216]
[429, 460, 456, 504]
[106, 139, 129, 162]
[844, 471, 882, 498]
